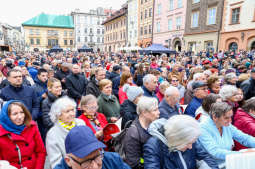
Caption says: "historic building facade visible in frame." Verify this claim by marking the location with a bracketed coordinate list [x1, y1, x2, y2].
[138, 0, 154, 47]
[219, 0, 255, 52]
[127, 0, 139, 47]
[22, 13, 74, 51]
[153, 0, 187, 51]
[103, 5, 128, 52]
[183, 0, 224, 53]
[71, 8, 109, 52]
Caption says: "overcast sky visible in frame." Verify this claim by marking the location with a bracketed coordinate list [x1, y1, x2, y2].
[0, 0, 127, 27]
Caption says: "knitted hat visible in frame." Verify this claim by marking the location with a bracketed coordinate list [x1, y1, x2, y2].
[123, 84, 144, 102]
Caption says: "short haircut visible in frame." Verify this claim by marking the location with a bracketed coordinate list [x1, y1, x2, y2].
[202, 93, 221, 113]
[47, 77, 61, 89]
[242, 97, 255, 113]
[50, 96, 77, 123]
[159, 81, 170, 90]
[7, 69, 22, 77]
[164, 86, 179, 96]
[37, 68, 48, 76]
[207, 75, 219, 89]
[95, 67, 105, 75]
[193, 73, 204, 81]
[99, 79, 112, 91]
[224, 73, 237, 83]
[137, 96, 158, 115]
[219, 85, 238, 101]
[143, 74, 155, 84]
[8, 102, 32, 126]
[120, 72, 132, 87]
[210, 102, 232, 119]
[164, 115, 201, 151]
[80, 94, 97, 107]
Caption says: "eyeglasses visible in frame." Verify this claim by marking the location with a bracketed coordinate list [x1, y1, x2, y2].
[86, 106, 98, 110]
[69, 150, 104, 168]
[171, 79, 179, 82]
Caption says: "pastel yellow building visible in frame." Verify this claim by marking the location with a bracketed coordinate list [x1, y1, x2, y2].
[22, 13, 75, 51]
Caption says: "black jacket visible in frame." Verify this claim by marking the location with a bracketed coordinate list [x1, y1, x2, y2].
[120, 99, 137, 130]
[241, 78, 255, 100]
[0, 78, 31, 89]
[124, 118, 151, 169]
[134, 74, 144, 87]
[109, 72, 120, 81]
[66, 73, 88, 100]
[86, 75, 101, 97]
[54, 69, 70, 89]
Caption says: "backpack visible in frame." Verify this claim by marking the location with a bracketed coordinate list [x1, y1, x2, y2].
[111, 120, 134, 161]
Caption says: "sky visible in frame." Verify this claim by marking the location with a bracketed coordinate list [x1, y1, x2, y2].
[0, 0, 127, 27]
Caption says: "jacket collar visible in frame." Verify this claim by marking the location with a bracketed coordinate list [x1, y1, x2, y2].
[34, 77, 47, 88]
[142, 86, 154, 96]
[9, 84, 24, 91]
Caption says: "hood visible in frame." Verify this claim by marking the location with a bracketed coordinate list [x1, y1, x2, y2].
[0, 100, 26, 135]
[148, 118, 168, 146]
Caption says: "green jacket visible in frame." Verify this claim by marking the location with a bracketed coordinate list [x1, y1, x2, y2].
[97, 93, 120, 122]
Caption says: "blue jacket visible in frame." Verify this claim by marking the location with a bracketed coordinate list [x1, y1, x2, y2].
[54, 152, 131, 169]
[32, 77, 47, 102]
[142, 86, 158, 100]
[159, 99, 182, 119]
[184, 97, 203, 118]
[28, 67, 38, 80]
[0, 84, 40, 120]
[143, 119, 219, 169]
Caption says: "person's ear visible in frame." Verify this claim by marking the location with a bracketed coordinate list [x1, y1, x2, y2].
[64, 155, 72, 167]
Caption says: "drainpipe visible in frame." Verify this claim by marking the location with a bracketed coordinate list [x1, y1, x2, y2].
[216, 0, 224, 52]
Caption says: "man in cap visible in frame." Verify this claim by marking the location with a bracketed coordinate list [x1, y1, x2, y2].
[184, 81, 208, 118]
[54, 126, 130, 169]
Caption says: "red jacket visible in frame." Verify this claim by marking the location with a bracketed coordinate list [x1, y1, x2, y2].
[79, 113, 108, 134]
[0, 121, 46, 169]
[234, 108, 255, 150]
[156, 91, 164, 102]
[118, 86, 128, 104]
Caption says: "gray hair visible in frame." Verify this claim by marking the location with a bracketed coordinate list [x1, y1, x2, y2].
[224, 73, 237, 83]
[193, 73, 204, 81]
[209, 102, 232, 119]
[143, 74, 156, 84]
[164, 115, 201, 151]
[159, 81, 170, 90]
[50, 96, 77, 123]
[137, 96, 158, 115]
[164, 86, 179, 97]
[219, 85, 238, 101]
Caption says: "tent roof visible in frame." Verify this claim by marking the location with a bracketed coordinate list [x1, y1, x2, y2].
[22, 13, 74, 28]
[143, 44, 176, 54]
[79, 45, 91, 50]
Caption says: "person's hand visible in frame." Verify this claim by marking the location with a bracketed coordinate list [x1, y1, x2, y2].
[42, 93, 47, 99]
[110, 117, 118, 123]
[61, 78, 66, 83]
[95, 130, 103, 138]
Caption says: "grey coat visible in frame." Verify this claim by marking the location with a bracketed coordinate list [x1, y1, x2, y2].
[46, 118, 85, 169]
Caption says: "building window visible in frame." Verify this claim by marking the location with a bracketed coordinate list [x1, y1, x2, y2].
[36, 39, 40, 45]
[70, 40, 73, 45]
[177, 0, 182, 8]
[84, 28, 87, 34]
[168, 19, 173, 30]
[144, 26, 147, 35]
[141, 0, 143, 4]
[64, 31, 67, 37]
[77, 37, 80, 42]
[141, 12, 143, 20]
[156, 22, 160, 32]
[169, 0, 174, 11]
[30, 38, 34, 45]
[90, 36, 93, 42]
[149, 8, 152, 17]
[176, 16, 182, 29]
[90, 28, 93, 34]
[85, 37, 88, 42]
[102, 37, 104, 43]
[29, 29, 33, 35]
[102, 29, 104, 34]
[64, 40, 67, 45]
[205, 41, 213, 50]
[97, 29, 100, 34]
[70, 31, 73, 36]
[193, 0, 200, 4]
[145, 9, 147, 18]
[149, 25, 152, 34]
[36, 29, 40, 35]
[140, 27, 143, 35]
[208, 7, 217, 25]
[231, 8, 240, 24]
[97, 37, 100, 43]
[191, 11, 199, 28]
[157, 4, 162, 15]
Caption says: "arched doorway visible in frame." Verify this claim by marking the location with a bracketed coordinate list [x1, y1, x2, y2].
[251, 41, 255, 50]
[174, 41, 181, 52]
[229, 42, 238, 52]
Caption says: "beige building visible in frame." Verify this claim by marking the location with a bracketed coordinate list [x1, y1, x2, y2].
[22, 13, 75, 51]
[102, 5, 128, 52]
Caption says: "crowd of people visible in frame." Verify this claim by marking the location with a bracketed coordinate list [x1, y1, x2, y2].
[0, 49, 255, 169]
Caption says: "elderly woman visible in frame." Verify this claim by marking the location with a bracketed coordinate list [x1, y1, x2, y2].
[46, 96, 85, 169]
[97, 79, 120, 123]
[195, 93, 222, 122]
[168, 74, 185, 100]
[234, 97, 255, 150]
[224, 73, 238, 86]
[156, 81, 170, 102]
[0, 101, 46, 169]
[199, 102, 255, 167]
[144, 115, 218, 169]
[79, 94, 108, 138]
[207, 75, 221, 94]
[124, 97, 159, 169]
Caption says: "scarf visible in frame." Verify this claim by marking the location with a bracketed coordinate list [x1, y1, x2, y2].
[83, 113, 101, 127]
[0, 100, 26, 135]
[58, 120, 76, 130]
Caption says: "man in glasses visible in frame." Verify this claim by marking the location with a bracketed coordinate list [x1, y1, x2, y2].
[184, 81, 208, 118]
[54, 126, 130, 169]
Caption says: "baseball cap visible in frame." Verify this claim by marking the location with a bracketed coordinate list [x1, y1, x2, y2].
[192, 81, 207, 90]
[65, 126, 106, 158]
